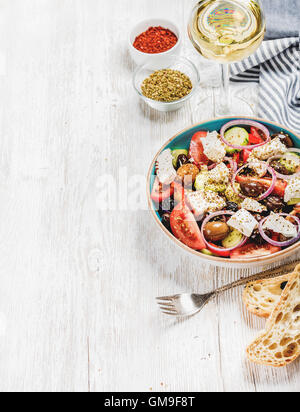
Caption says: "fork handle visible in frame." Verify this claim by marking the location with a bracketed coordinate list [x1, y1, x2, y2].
[214, 260, 299, 295]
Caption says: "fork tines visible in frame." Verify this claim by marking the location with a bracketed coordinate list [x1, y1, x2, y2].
[156, 297, 178, 316]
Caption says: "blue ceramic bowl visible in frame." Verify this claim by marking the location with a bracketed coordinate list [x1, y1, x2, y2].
[147, 117, 300, 268]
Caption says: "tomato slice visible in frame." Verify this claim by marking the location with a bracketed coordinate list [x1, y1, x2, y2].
[230, 243, 281, 260]
[236, 175, 287, 198]
[242, 149, 252, 163]
[250, 127, 265, 144]
[151, 178, 174, 203]
[170, 203, 206, 250]
[271, 233, 280, 242]
[233, 152, 240, 164]
[249, 134, 262, 145]
[173, 181, 185, 205]
[207, 243, 231, 257]
[189, 131, 209, 167]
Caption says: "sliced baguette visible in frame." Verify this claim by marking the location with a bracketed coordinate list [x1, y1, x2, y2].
[243, 274, 292, 318]
[247, 264, 300, 367]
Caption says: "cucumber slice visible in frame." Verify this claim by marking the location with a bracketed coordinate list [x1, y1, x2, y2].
[279, 153, 300, 174]
[205, 183, 227, 193]
[222, 229, 243, 249]
[172, 149, 188, 168]
[201, 249, 214, 256]
[224, 127, 249, 154]
[287, 198, 300, 206]
[194, 171, 209, 191]
[225, 183, 243, 204]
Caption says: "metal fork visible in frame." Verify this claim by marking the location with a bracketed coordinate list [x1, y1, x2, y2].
[156, 261, 299, 317]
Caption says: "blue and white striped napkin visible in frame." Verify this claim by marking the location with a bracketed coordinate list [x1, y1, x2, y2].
[231, 0, 300, 132]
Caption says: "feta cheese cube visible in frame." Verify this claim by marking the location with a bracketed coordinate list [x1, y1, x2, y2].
[227, 209, 258, 237]
[156, 149, 177, 185]
[201, 131, 226, 163]
[208, 162, 230, 184]
[204, 191, 227, 212]
[187, 190, 226, 216]
[248, 159, 268, 177]
[263, 213, 298, 238]
[251, 138, 287, 161]
[187, 192, 208, 217]
[241, 198, 267, 213]
[284, 177, 300, 203]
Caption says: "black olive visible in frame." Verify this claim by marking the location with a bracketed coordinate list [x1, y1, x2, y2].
[279, 234, 290, 243]
[226, 202, 239, 213]
[264, 195, 285, 213]
[159, 198, 175, 215]
[203, 221, 230, 242]
[250, 229, 271, 245]
[161, 213, 171, 231]
[176, 154, 189, 169]
[211, 215, 226, 222]
[272, 132, 294, 148]
[240, 181, 265, 198]
[239, 166, 253, 176]
[270, 160, 290, 176]
[283, 204, 294, 214]
[280, 281, 288, 290]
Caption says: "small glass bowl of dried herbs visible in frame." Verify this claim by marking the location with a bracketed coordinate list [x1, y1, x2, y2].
[133, 56, 200, 112]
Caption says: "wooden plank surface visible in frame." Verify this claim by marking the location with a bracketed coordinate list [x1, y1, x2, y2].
[0, 0, 298, 392]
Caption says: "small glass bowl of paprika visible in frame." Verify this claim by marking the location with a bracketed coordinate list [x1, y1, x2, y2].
[133, 55, 200, 112]
[129, 18, 182, 69]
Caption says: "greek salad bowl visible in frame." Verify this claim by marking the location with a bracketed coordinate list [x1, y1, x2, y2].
[147, 117, 300, 269]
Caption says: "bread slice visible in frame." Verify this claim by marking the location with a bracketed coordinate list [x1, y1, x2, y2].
[243, 274, 292, 318]
[247, 265, 300, 367]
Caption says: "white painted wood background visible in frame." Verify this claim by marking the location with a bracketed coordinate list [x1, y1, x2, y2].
[0, 0, 299, 393]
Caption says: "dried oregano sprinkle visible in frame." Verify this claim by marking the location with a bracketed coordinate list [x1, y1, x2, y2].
[141, 69, 193, 102]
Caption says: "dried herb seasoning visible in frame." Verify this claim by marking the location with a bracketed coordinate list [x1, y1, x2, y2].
[141, 69, 193, 103]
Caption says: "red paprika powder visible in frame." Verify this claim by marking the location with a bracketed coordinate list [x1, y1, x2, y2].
[133, 26, 178, 54]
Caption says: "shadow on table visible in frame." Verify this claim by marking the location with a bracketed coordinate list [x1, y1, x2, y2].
[242, 356, 300, 389]
[135, 210, 222, 289]
[133, 210, 230, 331]
[138, 99, 192, 125]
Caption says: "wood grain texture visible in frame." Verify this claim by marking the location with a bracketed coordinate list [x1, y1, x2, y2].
[0, 0, 298, 392]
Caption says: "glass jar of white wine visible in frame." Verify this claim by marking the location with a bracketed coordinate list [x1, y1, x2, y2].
[188, 0, 266, 115]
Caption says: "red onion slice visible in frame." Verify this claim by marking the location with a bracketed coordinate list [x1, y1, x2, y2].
[208, 157, 237, 173]
[208, 163, 217, 170]
[220, 120, 271, 150]
[224, 156, 238, 173]
[258, 214, 300, 247]
[232, 164, 277, 201]
[201, 211, 247, 253]
[267, 148, 300, 181]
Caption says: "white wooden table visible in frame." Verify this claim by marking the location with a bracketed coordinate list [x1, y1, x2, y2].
[0, 0, 299, 393]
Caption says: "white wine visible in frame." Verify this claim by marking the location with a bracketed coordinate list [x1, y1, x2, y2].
[189, 0, 266, 63]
